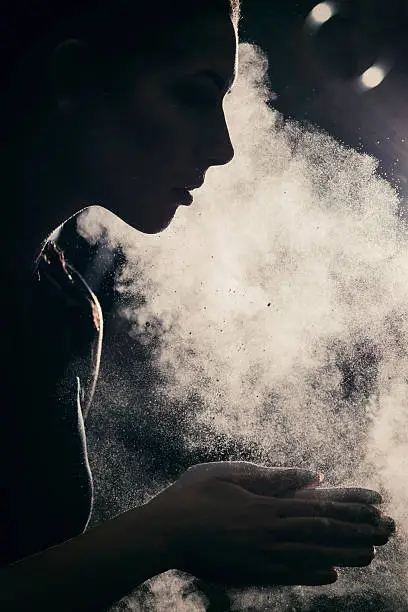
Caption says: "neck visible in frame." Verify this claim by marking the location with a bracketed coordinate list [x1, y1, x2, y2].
[4, 114, 91, 287]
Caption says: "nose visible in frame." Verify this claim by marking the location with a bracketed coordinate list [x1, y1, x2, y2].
[204, 110, 235, 168]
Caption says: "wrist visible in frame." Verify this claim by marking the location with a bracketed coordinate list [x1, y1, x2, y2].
[0, 502, 176, 612]
[115, 501, 174, 577]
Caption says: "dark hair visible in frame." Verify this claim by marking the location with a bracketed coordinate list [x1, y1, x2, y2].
[3, 1, 240, 90]
[1, 0, 240, 151]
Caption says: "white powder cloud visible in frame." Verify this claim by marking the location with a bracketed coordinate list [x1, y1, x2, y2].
[78, 43, 408, 610]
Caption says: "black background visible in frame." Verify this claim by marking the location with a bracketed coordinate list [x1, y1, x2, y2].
[241, 0, 408, 207]
[9, 1, 408, 609]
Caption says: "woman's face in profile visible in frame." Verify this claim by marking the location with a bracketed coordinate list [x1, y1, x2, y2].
[77, 13, 237, 233]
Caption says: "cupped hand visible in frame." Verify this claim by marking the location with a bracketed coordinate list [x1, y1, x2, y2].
[144, 462, 395, 588]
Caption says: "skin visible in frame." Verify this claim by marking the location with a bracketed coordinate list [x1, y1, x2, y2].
[0, 9, 396, 610]
[11, 13, 236, 278]
[0, 465, 396, 611]
[76, 16, 236, 233]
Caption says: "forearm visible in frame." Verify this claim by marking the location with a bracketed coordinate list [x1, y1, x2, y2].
[0, 504, 170, 612]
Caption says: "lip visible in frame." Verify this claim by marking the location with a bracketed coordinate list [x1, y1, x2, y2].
[170, 187, 194, 206]
[184, 181, 204, 190]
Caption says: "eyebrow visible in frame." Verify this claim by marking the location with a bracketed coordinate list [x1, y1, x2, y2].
[193, 69, 235, 94]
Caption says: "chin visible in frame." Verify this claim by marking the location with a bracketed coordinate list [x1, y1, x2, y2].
[108, 188, 182, 234]
[121, 206, 178, 235]
[136, 217, 175, 234]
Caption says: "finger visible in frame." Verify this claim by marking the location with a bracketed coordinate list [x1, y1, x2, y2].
[274, 517, 392, 546]
[276, 499, 396, 533]
[218, 465, 323, 496]
[183, 462, 324, 496]
[183, 462, 320, 494]
[275, 498, 382, 525]
[282, 568, 338, 586]
[263, 543, 376, 568]
[241, 568, 338, 587]
[194, 563, 338, 588]
[291, 487, 383, 505]
[380, 516, 397, 532]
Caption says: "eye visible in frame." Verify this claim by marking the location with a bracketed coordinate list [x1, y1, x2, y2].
[172, 80, 219, 110]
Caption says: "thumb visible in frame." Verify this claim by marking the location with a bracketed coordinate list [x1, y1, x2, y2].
[256, 467, 324, 497]
[182, 462, 323, 496]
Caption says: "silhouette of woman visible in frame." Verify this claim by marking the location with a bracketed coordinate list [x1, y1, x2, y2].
[0, 1, 395, 610]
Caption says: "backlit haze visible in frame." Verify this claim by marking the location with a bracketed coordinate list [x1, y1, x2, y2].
[76, 43, 408, 610]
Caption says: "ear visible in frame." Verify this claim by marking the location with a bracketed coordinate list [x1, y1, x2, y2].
[49, 38, 98, 112]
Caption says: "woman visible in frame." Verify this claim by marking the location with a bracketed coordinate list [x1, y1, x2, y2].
[0, 1, 396, 610]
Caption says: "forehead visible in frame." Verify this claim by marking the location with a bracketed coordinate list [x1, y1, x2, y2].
[179, 15, 237, 69]
[148, 14, 238, 87]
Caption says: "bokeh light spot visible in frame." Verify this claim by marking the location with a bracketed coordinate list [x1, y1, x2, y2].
[361, 64, 386, 90]
[310, 2, 335, 25]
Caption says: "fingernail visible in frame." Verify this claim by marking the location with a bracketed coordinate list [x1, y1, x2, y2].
[374, 528, 392, 543]
[380, 517, 396, 532]
[371, 509, 383, 525]
[305, 472, 324, 488]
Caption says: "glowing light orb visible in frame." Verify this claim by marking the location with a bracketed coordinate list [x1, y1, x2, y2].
[310, 2, 335, 25]
[360, 65, 386, 90]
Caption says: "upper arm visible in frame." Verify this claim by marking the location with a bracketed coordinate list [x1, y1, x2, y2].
[1, 241, 103, 564]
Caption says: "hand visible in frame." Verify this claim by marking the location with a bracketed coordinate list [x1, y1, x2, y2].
[288, 486, 396, 531]
[144, 462, 395, 588]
